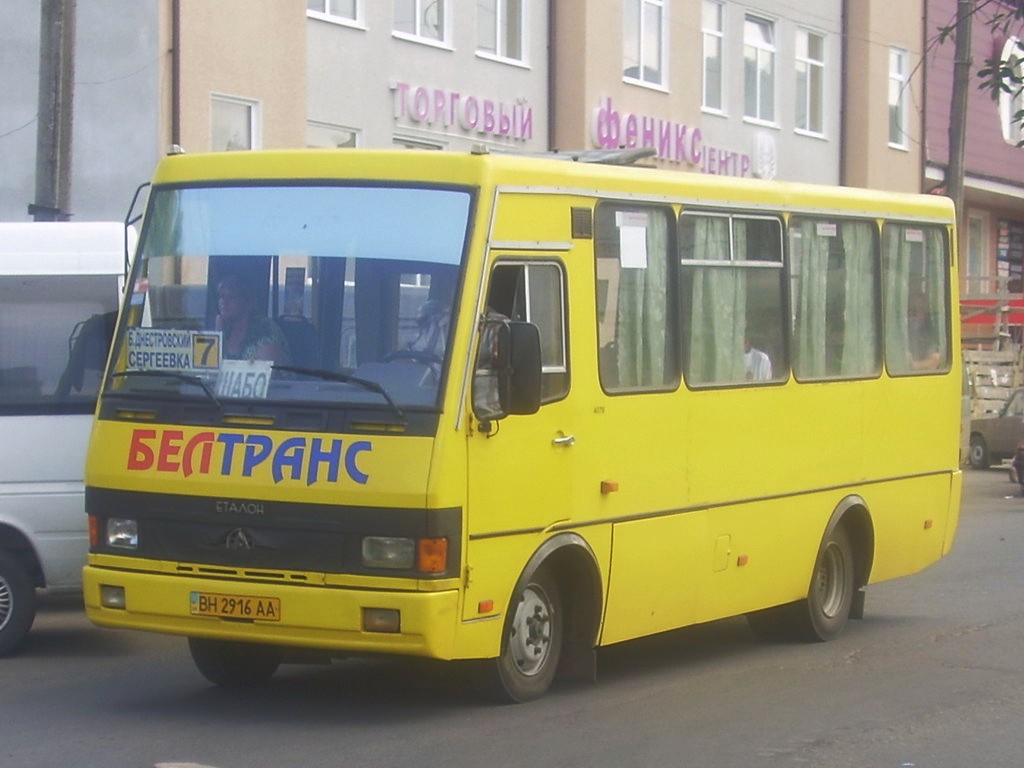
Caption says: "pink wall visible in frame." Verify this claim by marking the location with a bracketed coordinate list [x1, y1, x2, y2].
[925, 0, 1024, 182]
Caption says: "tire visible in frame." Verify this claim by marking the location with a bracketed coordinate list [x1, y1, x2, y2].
[187, 637, 283, 687]
[0, 551, 37, 657]
[484, 567, 563, 703]
[969, 434, 989, 469]
[794, 524, 855, 642]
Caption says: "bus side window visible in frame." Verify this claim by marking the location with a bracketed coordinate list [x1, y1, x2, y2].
[882, 223, 950, 376]
[485, 262, 568, 403]
[790, 217, 880, 381]
[679, 212, 785, 387]
[594, 203, 678, 393]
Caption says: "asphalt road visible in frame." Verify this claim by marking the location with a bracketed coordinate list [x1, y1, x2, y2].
[2, 468, 1022, 768]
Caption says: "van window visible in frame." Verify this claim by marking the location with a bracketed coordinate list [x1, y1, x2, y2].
[0, 274, 120, 414]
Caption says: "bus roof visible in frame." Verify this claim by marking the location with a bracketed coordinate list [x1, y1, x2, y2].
[149, 148, 956, 223]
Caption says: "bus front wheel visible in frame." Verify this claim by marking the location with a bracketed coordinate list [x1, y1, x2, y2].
[187, 637, 283, 687]
[485, 567, 563, 703]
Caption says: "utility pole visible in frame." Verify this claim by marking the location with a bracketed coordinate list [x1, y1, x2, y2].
[31, 0, 76, 222]
[947, 0, 974, 235]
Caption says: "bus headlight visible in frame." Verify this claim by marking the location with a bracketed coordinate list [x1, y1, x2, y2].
[106, 518, 139, 549]
[362, 537, 415, 569]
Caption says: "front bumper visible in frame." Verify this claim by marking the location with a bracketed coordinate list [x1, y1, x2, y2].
[83, 559, 460, 659]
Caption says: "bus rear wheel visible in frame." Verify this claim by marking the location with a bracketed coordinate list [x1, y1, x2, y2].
[747, 524, 855, 643]
[796, 524, 855, 642]
[0, 551, 36, 657]
[485, 567, 563, 703]
[187, 637, 283, 687]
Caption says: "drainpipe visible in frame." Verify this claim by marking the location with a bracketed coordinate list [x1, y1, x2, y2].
[547, 0, 556, 150]
[171, 0, 181, 147]
[839, 0, 848, 186]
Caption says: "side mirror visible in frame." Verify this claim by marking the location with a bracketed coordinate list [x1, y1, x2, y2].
[472, 317, 542, 424]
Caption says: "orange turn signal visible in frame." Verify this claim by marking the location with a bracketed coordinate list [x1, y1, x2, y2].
[418, 537, 448, 574]
[88, 515, 100, 548]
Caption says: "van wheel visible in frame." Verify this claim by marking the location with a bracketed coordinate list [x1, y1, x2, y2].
[187, 637, 283, 687]
[484, 567, 563, 703]
[0, 552, 36, 656]
[969, 435, 989, 469]
[794, 524, 855, 642]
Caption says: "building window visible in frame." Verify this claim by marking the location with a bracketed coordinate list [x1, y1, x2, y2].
[307, 121, 359, 148]
[307, 0, 359, 24]
[702, 1, 724, 112]
[888, 47, 909, 148]
[211, 95, 259, 151]
[394, 0, 447, 44]
[478, 0, 524, 62]
[966, 212, 989, 296]
[998, 37, 1024, 145]
[795, 29, 824, 135]
[623, 0, 665, 87]
[744, 15, 776, 123]
[393, 136, 444, 150]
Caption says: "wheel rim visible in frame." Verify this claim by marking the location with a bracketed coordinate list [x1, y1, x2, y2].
[508, 584, 554, 677]
[813, 541, 848, 619]
[970, 441, 983, 465]
[0, 573, 12, 633]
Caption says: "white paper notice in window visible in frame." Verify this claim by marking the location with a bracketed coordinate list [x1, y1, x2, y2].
[616, 211, 649, 269]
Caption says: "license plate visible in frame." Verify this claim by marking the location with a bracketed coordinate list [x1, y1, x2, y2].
[190, 591, 281, 622]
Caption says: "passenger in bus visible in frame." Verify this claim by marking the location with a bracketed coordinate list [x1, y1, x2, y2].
[744, 338, 772, 381]
[908, 293, 940, 371]
[215, 272, 289, 362]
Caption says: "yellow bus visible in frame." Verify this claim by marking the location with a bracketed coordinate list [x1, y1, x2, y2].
[83, 148, 962, 702]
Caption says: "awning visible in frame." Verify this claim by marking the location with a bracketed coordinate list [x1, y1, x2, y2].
[961, 299, 1024, 325]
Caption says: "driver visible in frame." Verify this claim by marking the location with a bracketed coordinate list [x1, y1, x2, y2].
[406, 299, 450, 359]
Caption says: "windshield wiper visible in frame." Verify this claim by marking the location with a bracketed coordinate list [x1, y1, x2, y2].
[271, 365, 406, 421]
[111, 370, 224, 412]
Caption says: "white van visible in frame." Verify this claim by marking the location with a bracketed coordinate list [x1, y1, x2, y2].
[0, 222, 132, 655]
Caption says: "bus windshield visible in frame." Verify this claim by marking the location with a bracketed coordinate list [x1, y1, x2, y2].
[107, 183, 472, 414]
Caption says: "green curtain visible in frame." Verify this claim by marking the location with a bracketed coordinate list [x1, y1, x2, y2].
[615, 211, 669, 388]
[840, 222, 878, 376]
[687, 216, 746, 384]
[883, 225, 909, 371]
[792, 218, 830, 378]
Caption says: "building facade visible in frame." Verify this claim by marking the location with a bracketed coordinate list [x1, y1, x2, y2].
[305, 0, 550, 152]
[1, 0, 162, 222]
[842, 0, 925, 193]
[924, 0, 1024, 341]
[553, 0, 844, 183]
[5, 0, 1022, 241]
